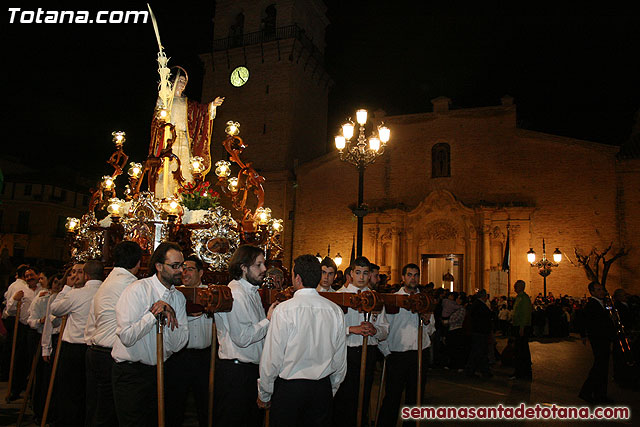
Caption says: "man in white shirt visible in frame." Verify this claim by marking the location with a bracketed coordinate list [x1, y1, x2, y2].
[166, 254, 211, 427]
[377, 263, 435, 427]
[5, 266, 42, 400]
[111, 242, 188, 427]
[85, 241, 141, 427]
[214, 245, 278, 427]
[50, 260, 103, 427]
[1, 264, 29, 383]
[317, 257, 337, 292]
[257, 254, 347, 426]
[334, 256, 389, 427]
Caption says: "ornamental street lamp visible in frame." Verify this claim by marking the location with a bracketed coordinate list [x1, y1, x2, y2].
[335, 109, 390, 257]
[527, 238, 562, 297]
[315, 244, 343, 268]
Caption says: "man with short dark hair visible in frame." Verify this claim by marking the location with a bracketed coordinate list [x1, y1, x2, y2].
[579, 281, 615, 404]
[509, 279, 532, 381]
[378, 263, 435, 427]
[166, 254, 211, 427]
[334, 256, 389, 427]
[317, 256, 337, 292]
[4, 267, 42, 400]
[112, 242, 188, 426]
[369, 263, 380, 290]
[257, 255, 347, 426]
[50, 260, 103, 426]
[214, 245, 278, 427]
[85, 241, 142, 426]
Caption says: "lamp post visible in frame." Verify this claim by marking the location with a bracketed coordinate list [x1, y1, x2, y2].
[315, 244, 343, 268]
[335, 109, 390, 257]
[527, 238, 562, 298]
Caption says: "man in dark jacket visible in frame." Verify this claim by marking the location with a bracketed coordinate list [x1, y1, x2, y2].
[465, 289, 492, 378]
[579, 281, 614, 404]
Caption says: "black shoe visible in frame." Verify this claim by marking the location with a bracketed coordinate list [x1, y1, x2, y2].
[578, 392, 595, 404]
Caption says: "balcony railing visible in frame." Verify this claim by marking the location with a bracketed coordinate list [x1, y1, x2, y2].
[212, 24, 323, 64]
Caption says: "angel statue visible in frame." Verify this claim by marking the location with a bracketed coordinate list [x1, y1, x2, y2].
[149, 66, 224, 198]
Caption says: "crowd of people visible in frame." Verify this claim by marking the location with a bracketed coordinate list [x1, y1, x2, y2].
[1, 242, 638, 426]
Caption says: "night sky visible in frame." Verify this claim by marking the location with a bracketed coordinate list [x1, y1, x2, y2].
[6, 1, 640, 183]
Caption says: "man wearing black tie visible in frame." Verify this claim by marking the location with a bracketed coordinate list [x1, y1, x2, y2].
[579, 281, 615, 404]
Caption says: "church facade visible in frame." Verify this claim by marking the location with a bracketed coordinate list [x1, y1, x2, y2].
[202, 0, 639, 297]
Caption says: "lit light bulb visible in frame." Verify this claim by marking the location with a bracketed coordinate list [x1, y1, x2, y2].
[356, 109, 368, 125]
[334, 253, 343, 267]
[369, 136, 381, 152]
[215, 160, 231, 177]
[342, 122, 355, 140]
[271, 219, 283, 232]
[190, 156, 205, 174]
[228, 177, 239, 192]
[158, 109, 168, 120]
[225, 121, 241, 136]
[378, 125, 390, 143]
[65, 217, 79, 232]
[112, 131, 126, 146]
[128, 162, 143, 178]
[107, 198, 125, 216]
[335, 135, 346, 151]
[553, 248, 562, 263]
[102, 176, 115, 190]
[527, 248, 536, 264]
[255, 207, 272, 226]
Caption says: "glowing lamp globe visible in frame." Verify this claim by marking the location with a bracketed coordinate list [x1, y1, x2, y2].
[527, 248, 536, 264]
[215, 160, 231, 178]
[335, 135, 346, 151]
[342, 122, 355, 140]
[128, 162, 143, 178]
[356, 109, 368, 125]
[553, 248, 562, 263]
[65, 217, 79, 233]
[225, 121, 240, 136]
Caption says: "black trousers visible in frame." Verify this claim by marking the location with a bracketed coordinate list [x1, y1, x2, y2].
[270, 376, 332, 427]
[333, 346, 377, 427]
[465, 333, 490, 375]
[580, 338, 611, 400]
[10, 321, 30, 395]
[513, 326, 532, 378]
[213, 358, 262, 427]
[56, 342, 88, 427]
[112, 361, 157, 427]
[27, 329, 46, 418]
[0, 316, 15, 381]
[378, 350, 428, 427]
[446, 328, 468, 370]
[166, 346, 211, 427]
[86, 346, 118, 427]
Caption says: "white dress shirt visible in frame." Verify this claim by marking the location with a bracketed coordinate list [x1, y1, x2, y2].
[85, 267, 138, 348]
[50, 280, 102, 344]
[258, 288, 347, 402]
[28, 290, 51, 333]
[5, 283, 42, 325]
[214, 278, 269, 364]
[42, 293, 62, 357]
[337, 283, 389, 347]
[317, 285, 336, 293]
[378, 287, 436, 356]
[186, 284, 213, 349]
[3, 278, 27, 318]
[111, 275, 188, 365]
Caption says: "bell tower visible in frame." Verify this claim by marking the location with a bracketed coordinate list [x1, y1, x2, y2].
[200, 0, 331, 265]
[201, 0, 331, 172]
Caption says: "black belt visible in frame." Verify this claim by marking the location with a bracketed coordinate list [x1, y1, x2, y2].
[218, 358, 258, 366]
[90, 345, 112, 354]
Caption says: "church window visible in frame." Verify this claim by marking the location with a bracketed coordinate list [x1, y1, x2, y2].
[431, 143, 451, 178]
[262, 5, 277, 38]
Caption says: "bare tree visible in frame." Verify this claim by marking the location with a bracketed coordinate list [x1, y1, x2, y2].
[574, 243, 628, 288]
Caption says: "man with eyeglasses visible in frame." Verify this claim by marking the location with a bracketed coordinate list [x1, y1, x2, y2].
[112, 242, 188, 427]
[166, 254, 211, 427]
